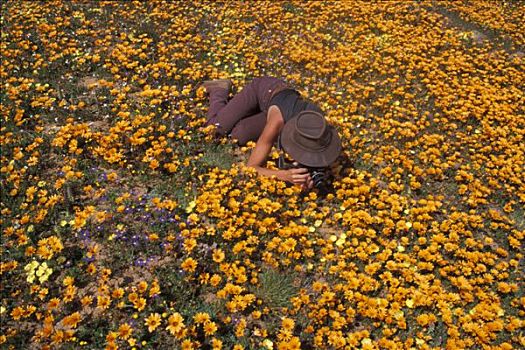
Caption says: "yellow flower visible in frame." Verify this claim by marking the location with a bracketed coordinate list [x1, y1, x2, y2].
[118, 323, 133, 339]
[144, 313, 161, 332]
[149, 279, 160, 297]
[62, 312, 81, 329]
[133, 297, 146, 311]
[166, 312, 185, 336]
[212, 249, 225, 263]
[47, 298, 60, 312]
[210, 274, 222, 287]
[96, 295, 111, 310]
[193, 312, 210, 324]
[211, 338, 223, 350]
[63, 276, 74, 286]
[186, 200, 196, 213]
[262, 339, 274, 349]
[81, 295, 93, 307]
[137, 281, 148, 294]
[203, 321, 218, 336]
[181, 257, 197, 273]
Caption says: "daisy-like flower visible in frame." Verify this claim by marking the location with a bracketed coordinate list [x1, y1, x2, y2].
[133, 297, 146, 311]
[144, 313, 161, 332]
[203, 321, 218, 336]
[181, 257, 197, 272]
[47, 298, 60, 311]
[281, 317, 295, 332]
[96, 295, 111, 310]
[166, 312, 185, 336]
[193, 312, 210, 324]
[212, 249, 225, 263]
[118, 323, 133, 339]
[211, 338, 223, 350]
[62, 312, 81, 329]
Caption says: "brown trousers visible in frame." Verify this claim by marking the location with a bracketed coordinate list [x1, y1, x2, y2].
[206, 76, 288, 145]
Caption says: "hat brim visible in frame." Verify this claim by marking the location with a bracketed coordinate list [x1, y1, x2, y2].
[280, 116, 342, 167]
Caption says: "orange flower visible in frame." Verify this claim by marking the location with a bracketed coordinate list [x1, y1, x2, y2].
[203, 321, 218, 336]
[193, 312, 210, 324]
[47, 298, 60, 311]
[133, 297, 146, 311]
[181, 257, 197, 273]
[62, 312, 81, 329]
[81, 295, 93, 307]
[97, 295, 111, 310]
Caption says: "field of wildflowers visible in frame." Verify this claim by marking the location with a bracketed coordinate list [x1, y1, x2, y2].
[1, 1, 524, 349]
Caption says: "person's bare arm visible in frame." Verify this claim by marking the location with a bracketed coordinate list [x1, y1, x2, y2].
[246, 107, 312, 186]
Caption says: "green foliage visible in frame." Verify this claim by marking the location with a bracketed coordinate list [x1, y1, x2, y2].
[255, 267, 299, 309]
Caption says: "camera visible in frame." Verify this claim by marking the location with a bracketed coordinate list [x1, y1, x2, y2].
[277, 138, 333, 196]
[277, 148, 333, 195]
[305, 166, 332, 195]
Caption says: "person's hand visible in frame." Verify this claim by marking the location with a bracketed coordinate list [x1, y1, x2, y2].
[302, 175, 314, 191]
[280, 168, 312, 189]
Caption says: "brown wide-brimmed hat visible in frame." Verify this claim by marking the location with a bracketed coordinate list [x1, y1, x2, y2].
[280, 110, 342, 167]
